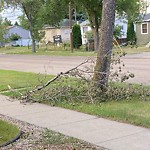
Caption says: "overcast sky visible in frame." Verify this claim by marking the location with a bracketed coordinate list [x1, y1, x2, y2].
[0, 7, 22, 24]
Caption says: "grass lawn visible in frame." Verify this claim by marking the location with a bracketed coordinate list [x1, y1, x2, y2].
[115, 46, 150, 54]
[0, 70, 150, 128]
[0, 46, 95, 56]
[57, 100, 150, 128]
[0, 46, 150, 56]
[0, 120, 20, 145]
[0, 70, 53, 93]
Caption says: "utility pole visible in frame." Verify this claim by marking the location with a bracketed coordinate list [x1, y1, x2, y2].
[69, 0, 73, 52]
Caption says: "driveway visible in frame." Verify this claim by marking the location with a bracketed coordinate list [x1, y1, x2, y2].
[0, 53, 150, 85]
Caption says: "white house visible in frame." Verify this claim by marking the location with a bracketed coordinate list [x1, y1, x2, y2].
[80, 20, 92, 44]
[80, 17, 127, 45]
[4, 26, 32, 46]
[115, 16, 127, 39]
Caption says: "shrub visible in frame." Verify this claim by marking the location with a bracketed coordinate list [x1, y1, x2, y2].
[72, 24, 82, 49]
[127, 21, 136, 45]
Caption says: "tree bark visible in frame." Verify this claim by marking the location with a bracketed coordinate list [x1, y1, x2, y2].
[92, 27, 99, 51]
[93, 0, 116, 90]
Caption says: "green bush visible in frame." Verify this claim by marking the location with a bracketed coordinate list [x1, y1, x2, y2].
[127, 21, 136, 45]
[72, 24, 82, 49]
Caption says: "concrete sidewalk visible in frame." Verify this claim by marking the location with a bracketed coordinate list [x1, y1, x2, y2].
[0, 95, 150, 150]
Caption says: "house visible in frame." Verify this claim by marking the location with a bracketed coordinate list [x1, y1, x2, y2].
[114, 17, 128, 44]
[80, 17, 127, 45]
[135, 13, 150, 46]
[80, 20, 92, 45]
[42, 19, 75, 44]
[4, 26, 32, 46]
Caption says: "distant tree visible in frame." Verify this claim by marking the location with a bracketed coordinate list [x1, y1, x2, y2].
[39, 0, 68, 26]
[8, 33, 21, 41]
[127, 21, 136, 44]
[3, 18, 12, 26]
[74, 0, 102, 51]
[4, 0, 68, 52]
[116, 0, 146, 45]
[113, 25, 123, 38]
[72, 24, 82, 48]
[14, 21, 19, 26]
[85, 30, 94, 41]
[0, 16, 6, 43]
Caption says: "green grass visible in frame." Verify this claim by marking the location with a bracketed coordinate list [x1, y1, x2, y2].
[0, 46, 95, 56]
[0, 70, 53, 92]
[0, 70, 150, 128]
[114, 46, 150, 54]
[1, 45, 150, 56]
[0, 120, 20, 145]
[56, 100, 150, 128]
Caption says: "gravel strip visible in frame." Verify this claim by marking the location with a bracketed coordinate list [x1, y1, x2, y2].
[0, 114, 106, 150]
[0, 114, 44, 150]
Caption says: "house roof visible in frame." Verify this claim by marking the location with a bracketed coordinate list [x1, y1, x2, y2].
[44, 19, 76, 29]
[59, 19, 75, 27]
[143, 13, 150, 21]
[80, 20, 90, 26]
[5, 25, 31, 39]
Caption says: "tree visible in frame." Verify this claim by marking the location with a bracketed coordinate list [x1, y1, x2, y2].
[8, 33, 21, 41]
[72, 24, 82, 48]
[74, 0, 145, 51]
[93, 0, 116, 90]
[39, 0, 68, 26]
[75, 0, 102, 51]
[116, 0, 147, 45]
[113, 25, 123, 38]
[127, 21, 136, 44]
[14, 21, 19, 26]
[21, 0, 45, 53]
[0, 16, 6, 43]
[4, 0, 69, 52]
[3, 18, 12, 26]
[4, 0, 45, 53]
[18, 13, 29, 29]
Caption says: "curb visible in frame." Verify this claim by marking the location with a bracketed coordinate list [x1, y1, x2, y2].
[0, 131, 23, 148]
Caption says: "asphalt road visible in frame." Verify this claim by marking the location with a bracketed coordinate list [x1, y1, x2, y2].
[0, 52, 150, 85]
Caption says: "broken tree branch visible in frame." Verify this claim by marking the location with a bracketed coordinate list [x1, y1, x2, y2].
[22, 59, 90, 102]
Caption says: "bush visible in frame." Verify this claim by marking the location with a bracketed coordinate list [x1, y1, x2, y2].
[72, 24, 82, 49]
[127, 21, 136, 45]
[8, 33, 21, 41]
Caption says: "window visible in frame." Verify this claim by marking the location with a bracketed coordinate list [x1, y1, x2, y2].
[141, 23, 148, 34]
[83, 27, 88, 33]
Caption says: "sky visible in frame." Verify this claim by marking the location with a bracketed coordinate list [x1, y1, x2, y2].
[0, 7, 22, 24]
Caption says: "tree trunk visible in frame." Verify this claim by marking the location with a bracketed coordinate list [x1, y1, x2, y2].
[29, 21, 36, 53]
[92, 27, 99, 51]
[93, 0, 116, 90]
[22, 3, 36, 53]
[31, 34, 36, 53]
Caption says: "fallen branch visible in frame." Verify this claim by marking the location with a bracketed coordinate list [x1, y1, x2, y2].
[21, 59, 89, 102]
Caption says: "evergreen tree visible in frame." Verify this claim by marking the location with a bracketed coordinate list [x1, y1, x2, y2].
[127, 21, 136, 44]
[14, 21, 19, 26]
[72, 24, 82, 49]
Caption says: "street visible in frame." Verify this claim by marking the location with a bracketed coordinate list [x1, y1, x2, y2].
[0, 52, 150, 85]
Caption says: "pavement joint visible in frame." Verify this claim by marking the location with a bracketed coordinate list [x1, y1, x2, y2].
[96, 129, 147, 144]
[49, 117, 98, 128]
